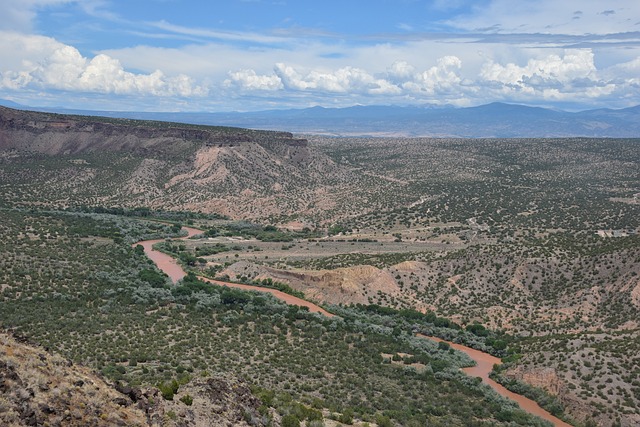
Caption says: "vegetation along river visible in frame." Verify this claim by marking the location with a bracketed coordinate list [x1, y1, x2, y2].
[137, 226, 569, 426]
[135, 226, 332, 316]
[422, 335, 571, 427]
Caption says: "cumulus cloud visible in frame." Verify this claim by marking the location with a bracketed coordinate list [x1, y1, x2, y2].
[225, 69, 283, 91]
[273, 63, 400, 94]
[2, 28, 638, 110]
[387, 61, 417, 83]
[480, 50, 596, 85]
[478, 49, 604, 100]
[221, 47, 640, 108]
[0, 31, 207, 97]
[602, 56, 640, 82]
[399, 56, 463, 95]
[473, 48, 640, 104]
[225, 57, 466, 100]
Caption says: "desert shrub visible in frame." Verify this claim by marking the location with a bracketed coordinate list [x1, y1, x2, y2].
[281, 414, 300, 427]
[180, 394, 193, 406]
[159, 380, 180, 400]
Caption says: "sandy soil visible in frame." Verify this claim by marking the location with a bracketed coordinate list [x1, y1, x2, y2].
[420, 335, 571, 427]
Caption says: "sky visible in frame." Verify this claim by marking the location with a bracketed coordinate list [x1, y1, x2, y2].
[1, 0, 639, 112]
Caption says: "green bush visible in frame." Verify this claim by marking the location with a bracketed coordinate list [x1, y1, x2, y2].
[281, 414, 301, 427]
[338, 408, 354, 424]
[180, 394, 193, 406]
[159, 380, 180, 400]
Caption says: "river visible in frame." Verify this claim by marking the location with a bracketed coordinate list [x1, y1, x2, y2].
[135, 226, 333, 317]
[136, 225, 569, 426]
[422, 335, 571, 427]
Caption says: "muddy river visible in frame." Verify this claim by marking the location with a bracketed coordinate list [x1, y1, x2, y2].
[137, 226, 568, 426]
[135, 226, 332, 316]
[421, 335, 571, 427]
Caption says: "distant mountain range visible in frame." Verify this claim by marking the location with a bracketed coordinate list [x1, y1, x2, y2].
[1, 99, 639, 137]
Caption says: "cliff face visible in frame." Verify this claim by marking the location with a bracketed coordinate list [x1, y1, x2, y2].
[0, 106, 305, 156]
[0, 107, 354, 220]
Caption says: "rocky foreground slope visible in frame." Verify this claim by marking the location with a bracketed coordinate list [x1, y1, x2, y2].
[0, 331, 276, 427]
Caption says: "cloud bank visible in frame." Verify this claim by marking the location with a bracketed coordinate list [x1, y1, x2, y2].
[0, 0, 639, 111]
[0, 32, 206, 98]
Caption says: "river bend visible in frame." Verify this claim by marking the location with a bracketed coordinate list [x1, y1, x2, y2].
[137, 226, 568, 426]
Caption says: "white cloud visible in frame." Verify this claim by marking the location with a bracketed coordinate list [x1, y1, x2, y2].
[603, 56, 640, 81]
[480, 49, 597, 87]
[387, 61, 416, 83]
[473, 49, 639, 104]
[273, 63, 401, 95]
[1, 27, 638, 110]
[401, 56, 463, 95]
[0, 31, 207, 97]
[150, 20, 291, 45]
[225, 69, 283, 91]
[225, 56, 466, 102]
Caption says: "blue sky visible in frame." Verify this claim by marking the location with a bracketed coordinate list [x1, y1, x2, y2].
[1, 0, 639, 111]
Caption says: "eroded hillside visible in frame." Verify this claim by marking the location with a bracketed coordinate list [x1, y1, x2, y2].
[0, 106, 357, 220]
[1, 107, 639, 426]
[0, 331, 147, 426]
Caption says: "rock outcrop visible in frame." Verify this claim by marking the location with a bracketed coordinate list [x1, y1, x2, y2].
[0, 331, 278, 427]
[0, 331, 147, 426]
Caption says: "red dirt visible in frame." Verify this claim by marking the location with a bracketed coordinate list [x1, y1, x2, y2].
[420, 335, 571, 427]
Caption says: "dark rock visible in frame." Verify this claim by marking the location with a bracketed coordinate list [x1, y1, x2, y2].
[0, 361, 22, 385]
[128, 387, 143, 402]
[115, 381, 142, 402]
[113, 397, 129, 407]
[39, 404, 56, 414]
[20, 404, 37, 426]
[115, 381, 132, 395]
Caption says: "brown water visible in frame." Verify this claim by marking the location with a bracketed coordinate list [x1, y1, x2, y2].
[135, 226, 333, 317]
[420, 335, 572, 427]
[136, 226, 567, 425]
[135, 226, 202, 283]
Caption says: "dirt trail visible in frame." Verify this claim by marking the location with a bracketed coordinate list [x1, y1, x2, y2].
[135, 226, 333, 316]
[420, 335, 572, 427]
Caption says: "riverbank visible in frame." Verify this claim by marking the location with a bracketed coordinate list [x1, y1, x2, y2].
[421, 335, 572, 427]
[135, 225, 333, 316]
[137, 225, 569, 426]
